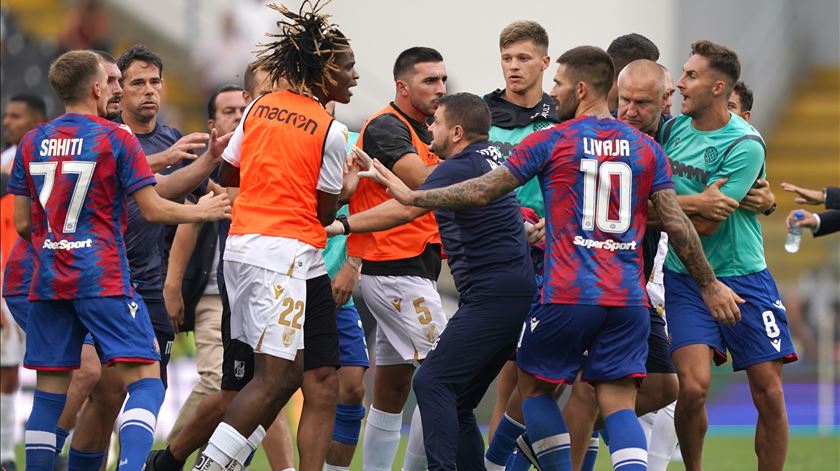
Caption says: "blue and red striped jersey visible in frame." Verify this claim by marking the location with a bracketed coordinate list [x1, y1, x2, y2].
[504, 115, 673, 307]
[7, 113, 156, 300]
[2, 239, 33, 297]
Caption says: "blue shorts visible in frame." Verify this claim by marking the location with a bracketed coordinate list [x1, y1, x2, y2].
[24, 294, 160, 370]
[337, 306, 369, 368]
[665, 269, 798, 371]
[5, 295, 29, 330]
[516, 304, 649, 384]
[646, 310, 675, 374]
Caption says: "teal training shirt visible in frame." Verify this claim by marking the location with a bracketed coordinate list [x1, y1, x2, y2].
[322, 131, 360, 309]
[488, 121, 555, 217]
[660, 113, 768, 276]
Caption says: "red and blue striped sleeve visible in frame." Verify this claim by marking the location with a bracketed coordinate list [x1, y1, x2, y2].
[114, 128, 155, 195]
[650, 141, 674, 194]
[7, 132, 36, 196]
[503, 128, 555, 185]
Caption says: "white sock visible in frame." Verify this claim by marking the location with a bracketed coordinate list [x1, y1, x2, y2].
[402, 405, 427, 471]
[485, 458, 506, 471]
[201, 423, 249, 470]
[639, 411, 656, 444]
[0, 393, 15, 462]
[234, 425, 266, 464]
[363, 406, 403, 471]
[323, 465, 349, 471]
[279, 468, 296, 471]
[648, 401, 678, 471]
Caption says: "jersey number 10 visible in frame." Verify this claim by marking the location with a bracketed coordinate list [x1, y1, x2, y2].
[579, 158, 632, 234]
[30, 161, 97, 234]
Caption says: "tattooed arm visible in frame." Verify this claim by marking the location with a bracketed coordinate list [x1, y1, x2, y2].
[361, 157, 521, 210]
[651, 189, 744, 325]
[407, 166, 521, 209]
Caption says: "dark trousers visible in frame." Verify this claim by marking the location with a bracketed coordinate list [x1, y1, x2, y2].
[413, 294, 533, 471]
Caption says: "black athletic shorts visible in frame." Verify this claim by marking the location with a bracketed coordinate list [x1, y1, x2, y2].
[646, 309, 675, 374]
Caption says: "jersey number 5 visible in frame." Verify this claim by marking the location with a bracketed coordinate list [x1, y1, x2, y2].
[29, 161, 96, 234]
[579, 159, 632, 234]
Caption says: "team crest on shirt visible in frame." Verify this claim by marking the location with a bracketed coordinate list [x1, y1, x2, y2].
[704, 147, 719, 164]
[282, 327, 296, 346]
[390, 298, 402, 312]
[233, 360, 246, 379]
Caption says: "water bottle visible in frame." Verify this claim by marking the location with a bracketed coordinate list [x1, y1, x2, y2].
[785, 210, 805, 253]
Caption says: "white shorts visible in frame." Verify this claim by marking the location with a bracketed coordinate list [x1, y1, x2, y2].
[360, 275, 448, 365]
[1, 299, 24, 366]
[224, 260, 306, 361]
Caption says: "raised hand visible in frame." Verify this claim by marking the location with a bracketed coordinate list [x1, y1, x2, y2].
[780, 182, 825, 206]
[208, 128, 234, 163]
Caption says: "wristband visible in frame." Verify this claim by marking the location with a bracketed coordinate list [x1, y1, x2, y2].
[336, 214, 351, 235]
[762, 203, 777, 216]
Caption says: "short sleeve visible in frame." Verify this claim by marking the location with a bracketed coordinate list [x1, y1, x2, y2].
[114, 128, 156, 195]
[419, 158, 474, 191]
[708, 139, 765, 202]
[222, 98, 259, 168]
[650, 142, 674, 194]
[361, 115, 416, 170]
[7, 134, 33, 197]
[503, 128, 554, 184]
[317, 121, 348, 195]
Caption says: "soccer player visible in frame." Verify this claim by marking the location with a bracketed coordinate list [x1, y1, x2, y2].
[728, 80, 754, 122]
[362, 45, 743, 471]
[334, 92, 536, 470]
[658, 40, 797, 471]
[194, 3, 359, 469]
[0, 94, 45, 471]
[347, 46, 448, 471]
[69, 45, 232, 462]
[481, 22, 557, 464]
[2, 95, 47, 173]
[9, 49, 230, 471]
[147, 63, 297, 471]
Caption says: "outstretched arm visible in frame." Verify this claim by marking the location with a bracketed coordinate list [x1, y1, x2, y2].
[651, 189, 744, 325]
[360, 156, 520, 210]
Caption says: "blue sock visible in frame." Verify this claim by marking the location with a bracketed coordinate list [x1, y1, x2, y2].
[68, 448, 105, 471]
[522, 394, 570, 470]
[580, 430, 600, 471]
[118, 378, 165, 471]
[604, 409, 647, 471]
[333, 403, 366, 445]
[55, 427, 70, 455]
[25, 390, 67, 471]
[486, 414, 526, 467]
[505, 449, 533, 471]
[599, 427, 610, 446]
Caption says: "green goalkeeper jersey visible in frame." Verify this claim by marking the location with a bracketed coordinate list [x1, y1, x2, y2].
[660, 113, 768, 277]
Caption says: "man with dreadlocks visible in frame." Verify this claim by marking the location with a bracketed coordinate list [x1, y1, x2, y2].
[192, 3, 359, 471]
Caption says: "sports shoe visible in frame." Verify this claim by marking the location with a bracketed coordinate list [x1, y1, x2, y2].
[514, 432, 542, 471]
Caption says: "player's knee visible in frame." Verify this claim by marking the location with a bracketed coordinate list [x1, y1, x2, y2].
[72, 362, 102, 397]
[678, 380, 709, 407]
[332, 403, 366, 445]
[752, 383, 785, 415]
[303, 367, 338, 405]
[339, 380, 366, 405]
[411, 367, 438, 401]
[652, 375, 679, 409]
